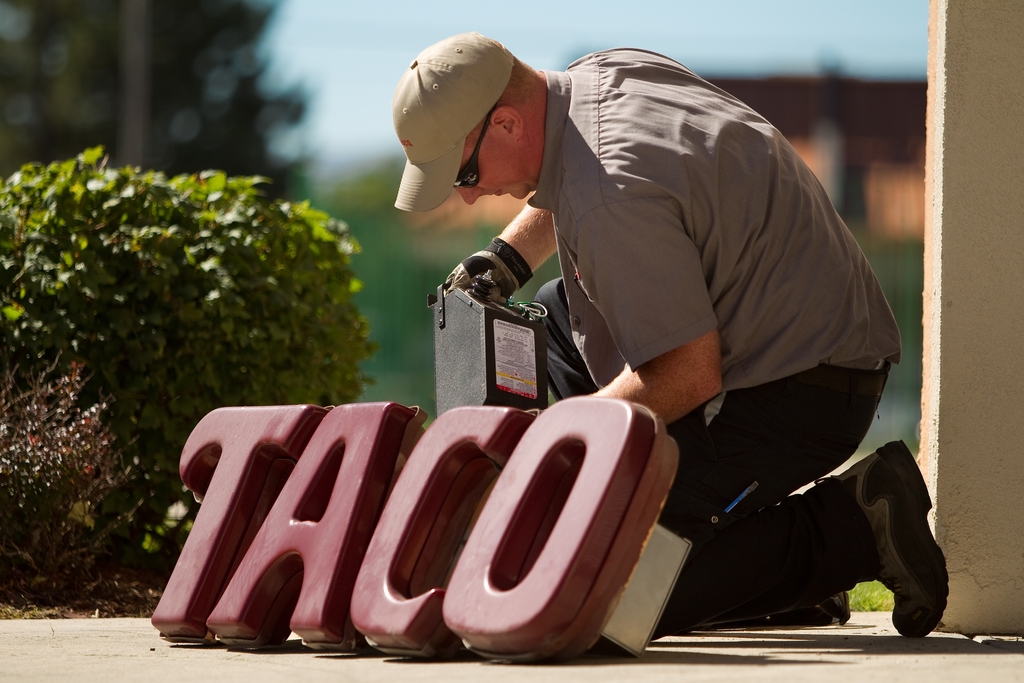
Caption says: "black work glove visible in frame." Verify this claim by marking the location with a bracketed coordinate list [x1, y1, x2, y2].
[444, 238, 533, 300]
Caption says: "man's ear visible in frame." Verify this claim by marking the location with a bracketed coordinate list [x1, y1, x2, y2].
[492, 105, 524, 139]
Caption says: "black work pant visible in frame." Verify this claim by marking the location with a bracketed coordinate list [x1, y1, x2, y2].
[535, 278, 883, 635]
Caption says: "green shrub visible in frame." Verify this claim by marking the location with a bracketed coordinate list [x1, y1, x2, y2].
[0, 360, 131, 597]
[0, 148, 372, 569]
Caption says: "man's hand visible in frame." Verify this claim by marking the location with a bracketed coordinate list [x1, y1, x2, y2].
[445, 251, 519, 299]
[444, 238, 533, 300]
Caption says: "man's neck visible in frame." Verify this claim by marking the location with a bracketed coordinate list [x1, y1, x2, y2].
[522, 71, 549, 187]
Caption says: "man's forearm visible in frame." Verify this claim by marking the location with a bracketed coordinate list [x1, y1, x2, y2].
[595, 328, 723, 424]
[497, 206, 556, 272]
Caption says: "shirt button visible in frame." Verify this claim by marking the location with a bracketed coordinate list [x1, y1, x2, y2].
[572, 316, 581, 326]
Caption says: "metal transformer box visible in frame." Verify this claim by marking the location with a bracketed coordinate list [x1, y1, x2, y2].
[432, 287, 548, 415]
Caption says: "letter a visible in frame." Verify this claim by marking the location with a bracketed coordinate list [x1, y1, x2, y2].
[205, 403, 424, 648]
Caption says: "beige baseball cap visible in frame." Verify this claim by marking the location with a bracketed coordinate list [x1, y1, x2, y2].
[392, 33, 513, 211]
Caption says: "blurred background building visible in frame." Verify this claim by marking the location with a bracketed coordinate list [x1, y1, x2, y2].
[0, 0, 929, 449]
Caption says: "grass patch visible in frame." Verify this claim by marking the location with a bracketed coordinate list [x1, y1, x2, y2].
[849, 581, 894, 611]
[0, 604, 65, 619]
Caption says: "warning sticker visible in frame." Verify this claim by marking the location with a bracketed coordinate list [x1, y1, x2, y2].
[492, 318, 538, 399]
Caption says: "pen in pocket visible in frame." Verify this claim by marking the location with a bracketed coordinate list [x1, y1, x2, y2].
[725, 481, 759, 513]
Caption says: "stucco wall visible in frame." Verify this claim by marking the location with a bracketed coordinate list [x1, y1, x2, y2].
[925, 0, 1024, 634]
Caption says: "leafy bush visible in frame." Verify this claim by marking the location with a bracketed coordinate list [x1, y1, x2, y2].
[0, 148, 372, 568]
[0, 361, 131, 597]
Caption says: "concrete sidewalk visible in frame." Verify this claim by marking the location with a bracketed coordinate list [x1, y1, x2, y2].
[3, 612, 1023, 683]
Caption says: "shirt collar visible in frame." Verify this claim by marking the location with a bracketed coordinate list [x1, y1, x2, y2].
[529, 70, 572, 212]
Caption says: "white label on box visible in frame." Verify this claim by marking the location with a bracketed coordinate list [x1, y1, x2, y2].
[492, 318, 538, 400]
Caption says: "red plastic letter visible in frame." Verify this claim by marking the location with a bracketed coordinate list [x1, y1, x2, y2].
[350, 406, 535, 658]
[151, 405, 327, 641]
[204, 403, 425, 648]
[442, 397, 679, 661]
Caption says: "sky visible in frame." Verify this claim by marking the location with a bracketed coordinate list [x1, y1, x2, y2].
[261, 0, 929, 170]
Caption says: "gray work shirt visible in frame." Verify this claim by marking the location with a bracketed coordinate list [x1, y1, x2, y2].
[528, 49, 901, 390]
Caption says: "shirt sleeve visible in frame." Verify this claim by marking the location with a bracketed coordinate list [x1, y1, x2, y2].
[575, 196, 718, 370]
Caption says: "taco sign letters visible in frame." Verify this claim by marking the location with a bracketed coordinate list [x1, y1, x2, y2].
[150, 397, 683, 661]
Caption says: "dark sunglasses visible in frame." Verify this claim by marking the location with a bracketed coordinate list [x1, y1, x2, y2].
[453, 104, 498, 188]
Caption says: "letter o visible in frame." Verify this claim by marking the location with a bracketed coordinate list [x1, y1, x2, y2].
[441, 397, 678, 661]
